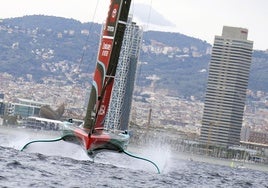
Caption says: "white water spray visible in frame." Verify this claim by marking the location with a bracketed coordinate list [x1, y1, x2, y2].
[0, 127, 89, 160]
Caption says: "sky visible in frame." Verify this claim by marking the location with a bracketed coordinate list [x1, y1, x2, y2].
[0, 0, 267, 50]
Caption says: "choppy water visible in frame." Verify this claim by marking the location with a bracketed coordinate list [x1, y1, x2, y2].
[1, 126, 268, 188]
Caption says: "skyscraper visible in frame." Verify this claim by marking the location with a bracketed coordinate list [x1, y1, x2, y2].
[0, 94, 5, 116]
[200, 26, 253, 147]
[105, 16, 143, 131]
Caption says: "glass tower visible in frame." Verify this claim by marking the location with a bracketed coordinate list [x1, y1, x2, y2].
[105, 16, 143, 131]
[200, 26, 253, 147]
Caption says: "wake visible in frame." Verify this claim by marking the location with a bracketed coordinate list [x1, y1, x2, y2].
[1, 127, 173, 174]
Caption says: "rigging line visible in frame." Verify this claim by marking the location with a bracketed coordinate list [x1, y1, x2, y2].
[145, 0, 153, 31]
[133, 0, 151, 88]
[76, 0, 100, 71]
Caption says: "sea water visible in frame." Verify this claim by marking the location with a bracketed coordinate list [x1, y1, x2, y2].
[1, 126, 268, 187]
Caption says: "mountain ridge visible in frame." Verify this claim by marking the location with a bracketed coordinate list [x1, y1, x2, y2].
[1, 15, 268, 99]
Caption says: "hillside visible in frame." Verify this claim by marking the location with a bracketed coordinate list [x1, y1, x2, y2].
[0, 15, 268, 99]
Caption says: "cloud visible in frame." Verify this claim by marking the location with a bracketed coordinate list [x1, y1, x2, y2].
[132, 3, 176, 28]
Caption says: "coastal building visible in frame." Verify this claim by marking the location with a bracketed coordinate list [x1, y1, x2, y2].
[7, 98, 50, 118]
[105, 16, 143, 131]
[200, 26, 253, 147]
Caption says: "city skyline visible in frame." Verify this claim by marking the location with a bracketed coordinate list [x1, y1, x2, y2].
[0, 0, 267, 50]
[200, 26, 254, 146]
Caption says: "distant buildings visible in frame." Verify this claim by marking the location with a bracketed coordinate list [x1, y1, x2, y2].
[6, 98, 50, 118]
[0, 94, 5, 116]
[105, 16, 143, 131]
[200, 26, 253, 147]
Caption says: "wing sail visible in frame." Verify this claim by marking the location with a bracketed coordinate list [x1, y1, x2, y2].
[84, 0, 132, 133]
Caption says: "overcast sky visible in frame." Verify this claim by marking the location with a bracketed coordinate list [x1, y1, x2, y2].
[0, 0, 267, 50]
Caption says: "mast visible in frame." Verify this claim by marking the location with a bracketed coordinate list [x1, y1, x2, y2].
[84, 0, 132, 133]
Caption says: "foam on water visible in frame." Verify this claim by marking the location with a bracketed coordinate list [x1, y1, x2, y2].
[92, 138, 174, 174]
[0, 127, 43, 150]
[129, 143, 172, 173]
[23, 140, 90, 160]
[0, 127, 168, 173]
[1, 126, 268, 187]
[0, 127, 89, 160]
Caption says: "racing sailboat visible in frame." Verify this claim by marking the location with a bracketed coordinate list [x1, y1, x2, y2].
[61, 0, 132, 157]
[21, 0, 160, 173]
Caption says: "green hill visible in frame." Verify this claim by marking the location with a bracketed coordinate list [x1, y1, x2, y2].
[0, 15, 268, 99]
